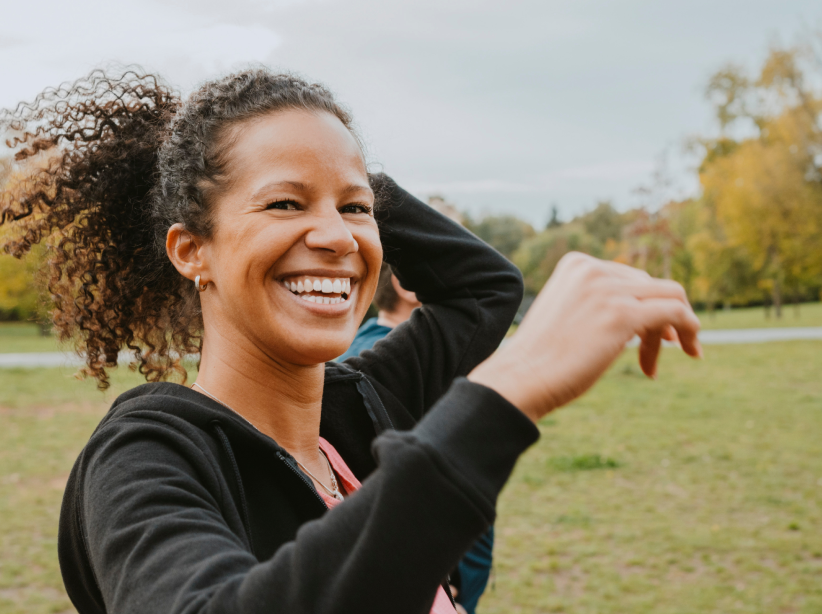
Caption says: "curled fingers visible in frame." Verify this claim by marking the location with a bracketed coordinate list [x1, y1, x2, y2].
[633, 298, 702, 360]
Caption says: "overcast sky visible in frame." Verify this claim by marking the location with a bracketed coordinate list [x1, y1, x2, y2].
[1, 0, 820, 225]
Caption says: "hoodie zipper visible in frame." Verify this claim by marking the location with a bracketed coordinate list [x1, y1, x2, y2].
[276, 451, 329, 509]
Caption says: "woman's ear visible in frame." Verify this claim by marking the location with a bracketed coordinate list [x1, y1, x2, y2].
[166, 223, 210, 284]
[391, 274, 421, 307]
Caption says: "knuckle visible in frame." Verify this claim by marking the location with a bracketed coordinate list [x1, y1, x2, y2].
[559, 251, 585, 270]
[603, 298, 629, 328]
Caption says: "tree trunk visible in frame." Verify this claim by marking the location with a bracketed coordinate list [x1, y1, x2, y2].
[663, 241, 672, 279]
[772, 278, 782, 319]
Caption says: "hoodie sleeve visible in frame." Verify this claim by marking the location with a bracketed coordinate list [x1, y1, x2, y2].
[73, 380, 538, 614]
[343, 175, 523, 421]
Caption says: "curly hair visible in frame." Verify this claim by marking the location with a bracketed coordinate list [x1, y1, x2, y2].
[0, 68, 359, 388]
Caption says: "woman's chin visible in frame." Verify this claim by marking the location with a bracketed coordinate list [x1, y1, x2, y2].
[281, 335, 356, 366]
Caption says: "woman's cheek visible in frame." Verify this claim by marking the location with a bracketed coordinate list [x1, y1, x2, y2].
[356, 222, 382, 260]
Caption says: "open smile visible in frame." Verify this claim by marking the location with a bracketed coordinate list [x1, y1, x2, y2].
[281, 275, 351, 304]
[278, 274, 356, 313]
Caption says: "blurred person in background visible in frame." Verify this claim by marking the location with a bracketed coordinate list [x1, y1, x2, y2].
[338, 265, 493, 614]
[337, 265, 420, 360]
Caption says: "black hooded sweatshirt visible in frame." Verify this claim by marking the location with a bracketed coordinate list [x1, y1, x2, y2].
[58, 175, 540, 614]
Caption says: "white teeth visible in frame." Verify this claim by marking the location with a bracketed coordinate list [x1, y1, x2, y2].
[299, 294, 347, 305]
[285, 277, 352, 297]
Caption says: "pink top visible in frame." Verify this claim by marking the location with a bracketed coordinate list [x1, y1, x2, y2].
[318, 437, 456, 614]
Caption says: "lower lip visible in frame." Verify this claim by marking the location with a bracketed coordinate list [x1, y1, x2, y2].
[280, 283, 355, 315]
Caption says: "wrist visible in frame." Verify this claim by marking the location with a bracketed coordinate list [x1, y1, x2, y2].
[467, 351, 555, 423]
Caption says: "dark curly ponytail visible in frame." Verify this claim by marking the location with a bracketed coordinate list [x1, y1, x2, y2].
[0, 67, 358, 388]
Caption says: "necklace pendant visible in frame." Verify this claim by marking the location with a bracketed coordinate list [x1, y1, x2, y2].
[333, 489, 344, 501]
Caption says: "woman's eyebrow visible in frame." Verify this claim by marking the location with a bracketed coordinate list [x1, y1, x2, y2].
[340, 184, 374, 198]
[251, 180, 308, 200]
[252, 181, 373, 200]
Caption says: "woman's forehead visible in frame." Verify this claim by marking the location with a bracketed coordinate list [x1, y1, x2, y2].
[224, 109, 368, 191]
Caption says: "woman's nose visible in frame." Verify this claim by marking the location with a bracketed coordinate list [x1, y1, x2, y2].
[303, 208, 358, 255]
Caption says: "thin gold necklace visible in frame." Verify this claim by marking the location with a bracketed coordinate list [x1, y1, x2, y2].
[191, 382, 343, 501]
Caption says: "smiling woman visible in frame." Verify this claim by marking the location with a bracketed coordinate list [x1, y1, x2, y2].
[0, 68, 701, 614]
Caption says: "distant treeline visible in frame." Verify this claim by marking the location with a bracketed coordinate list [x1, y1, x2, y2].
[466, 40, 822, 318]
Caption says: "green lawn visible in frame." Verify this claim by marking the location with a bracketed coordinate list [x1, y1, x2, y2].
[696, 301, 822, 330]
[0, 323, 63, 354]
[481, 342, 822, 614]
[0, 344, 821, 613]
[0, 366, 187, 614]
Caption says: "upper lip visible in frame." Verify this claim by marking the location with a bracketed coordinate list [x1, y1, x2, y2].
[278, 268, 359, 281]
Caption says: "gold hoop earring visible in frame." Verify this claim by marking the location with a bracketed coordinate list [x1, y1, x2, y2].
[194, 275, 208, 292]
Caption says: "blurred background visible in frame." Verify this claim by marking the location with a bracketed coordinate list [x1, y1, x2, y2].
[1, 1, 821, 613]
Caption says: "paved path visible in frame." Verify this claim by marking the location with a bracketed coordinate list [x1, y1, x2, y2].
[0, 351, 119, 368]
[626, 326, 822, 347]
[2, 327, 822, 368]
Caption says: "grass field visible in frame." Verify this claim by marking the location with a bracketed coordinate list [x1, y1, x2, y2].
[0, 343, 821, 613]
[481, 342, 822, 614]
[0, 323, 63, 354]
[696, 301, 822, 330]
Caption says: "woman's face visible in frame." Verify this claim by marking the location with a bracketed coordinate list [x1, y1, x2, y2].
[198, 109, 382, 366]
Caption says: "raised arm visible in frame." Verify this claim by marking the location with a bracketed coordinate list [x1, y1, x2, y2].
[63, 385, 538, 614]
[344, 174, 523, 420]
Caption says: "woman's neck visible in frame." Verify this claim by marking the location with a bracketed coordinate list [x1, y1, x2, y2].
[193, 329, 326, 463]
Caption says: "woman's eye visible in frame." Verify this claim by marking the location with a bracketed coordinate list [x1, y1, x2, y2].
[266, 199, 300, 211]
[340, 203, 373, 215]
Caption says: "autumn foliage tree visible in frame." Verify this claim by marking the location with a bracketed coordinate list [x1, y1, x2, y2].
[0, 152, 52, 330]
[696, 43, 822, 316]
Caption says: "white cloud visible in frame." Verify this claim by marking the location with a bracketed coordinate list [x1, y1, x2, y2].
[0, 0, 282, 106]
[546, 160, 656, 182]
[403, 179, 538, 195]
[2, 0, 820, 221]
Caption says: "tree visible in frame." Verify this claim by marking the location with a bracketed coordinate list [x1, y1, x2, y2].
[0, 244, 48, 325]
[466, 215, 536, 260]
[546, 204, 562, 229]
[687, 202, 759, 311]
[0, 157, 53, 331]
[578, 201, 624, 245]
[513, 223, 602, 295]
[698, 45, 822, 316]
[619, 210, 677, 279]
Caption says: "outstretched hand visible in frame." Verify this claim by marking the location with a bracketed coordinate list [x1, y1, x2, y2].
[468, 252, 702, 423]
